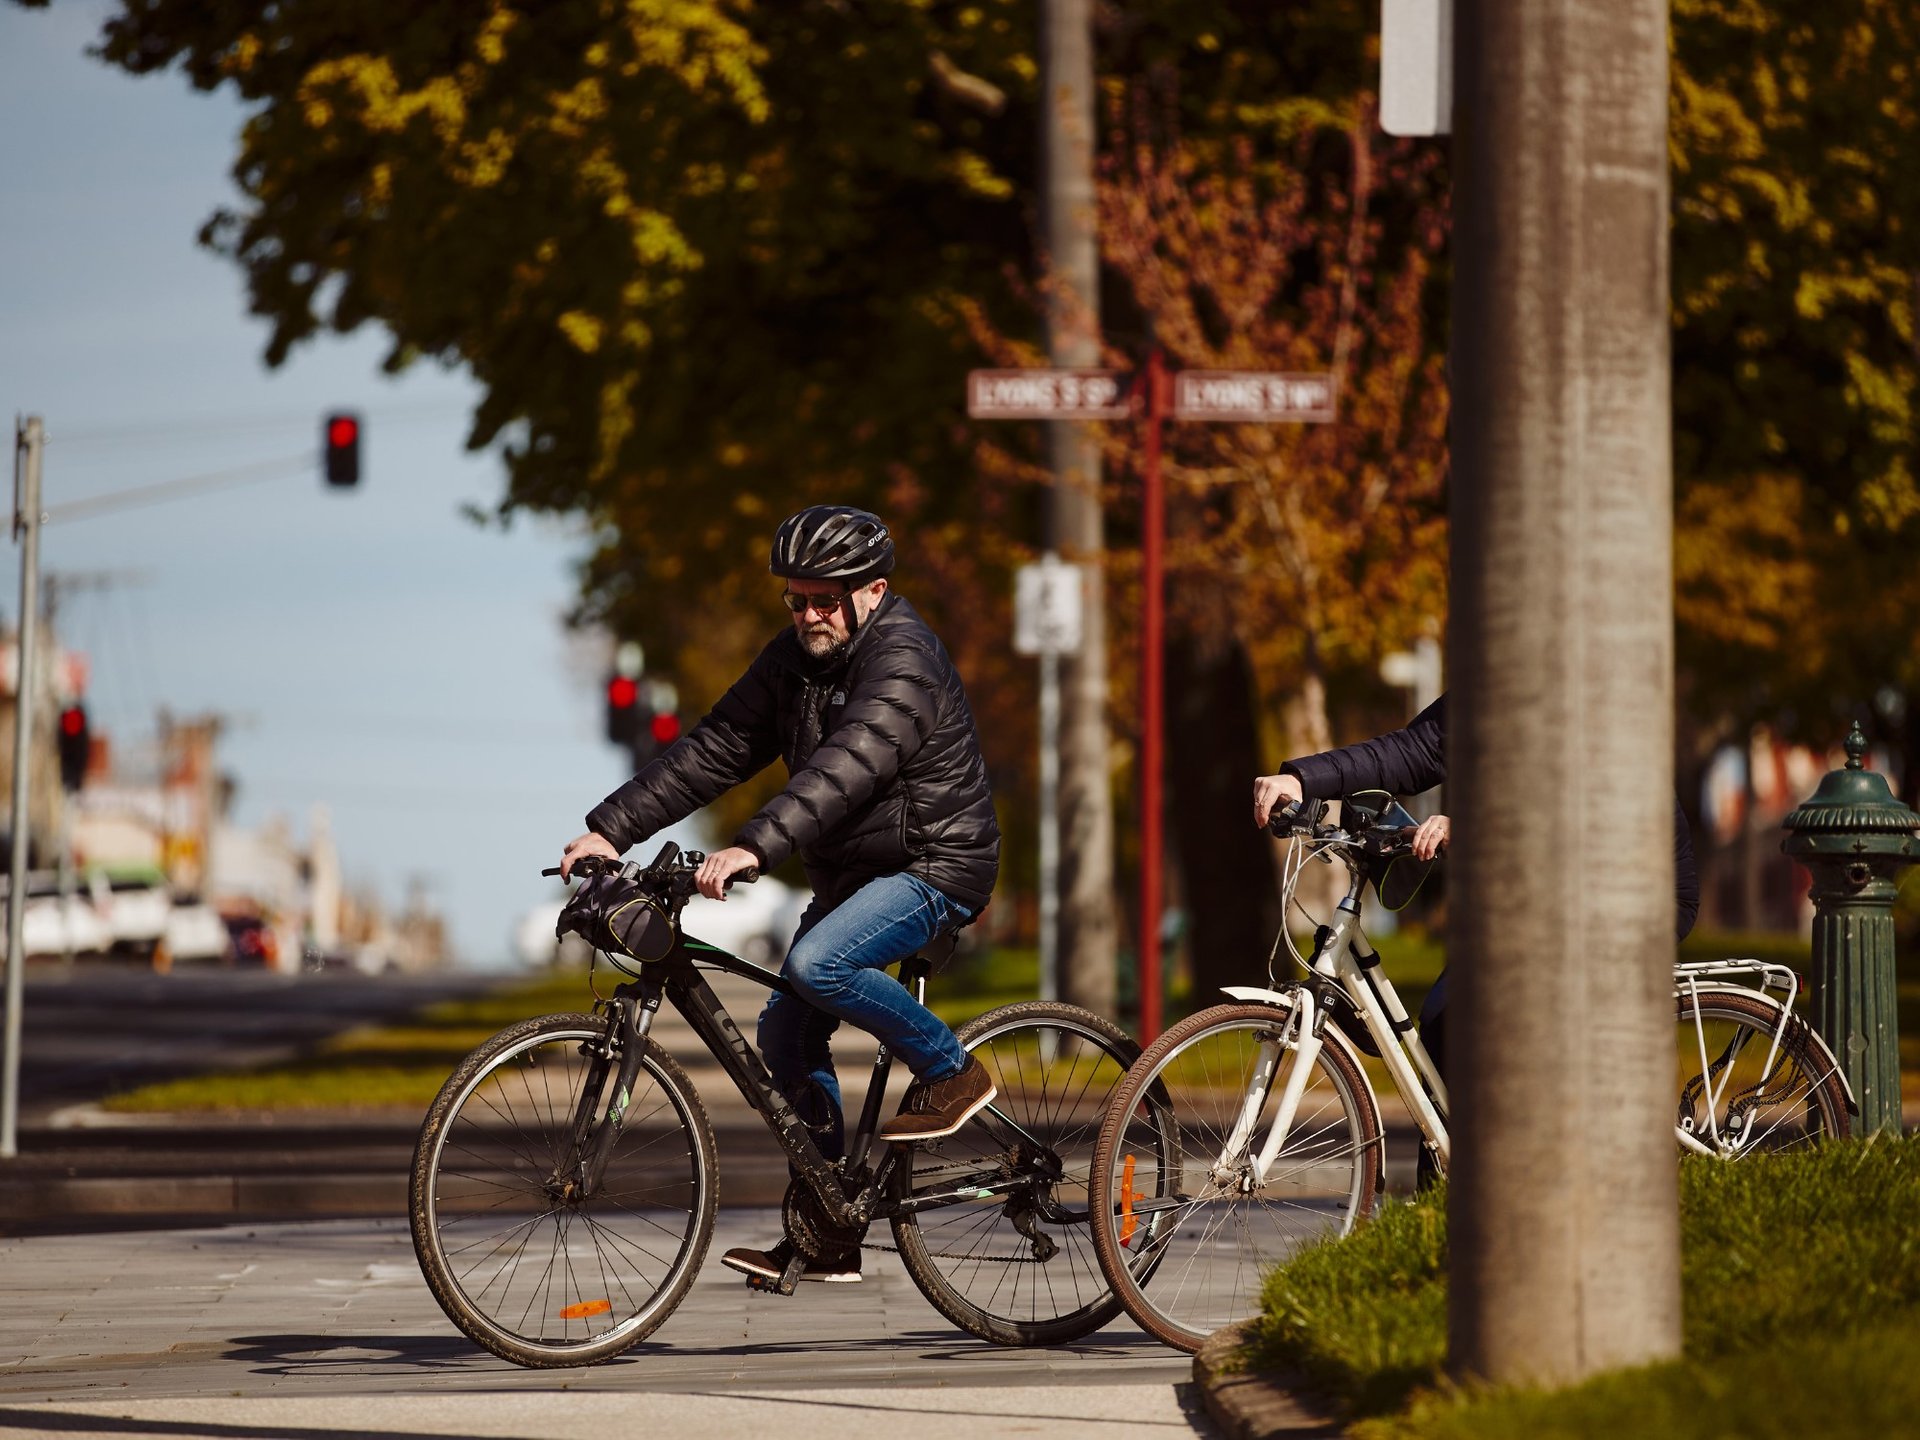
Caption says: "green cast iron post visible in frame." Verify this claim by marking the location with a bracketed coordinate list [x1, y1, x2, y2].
[1780, 722, 1919, 1136]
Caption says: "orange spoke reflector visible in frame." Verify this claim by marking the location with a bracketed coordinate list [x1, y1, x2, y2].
[559, 1299, 612, 1319]
[1119, 1153, 1138, 1247]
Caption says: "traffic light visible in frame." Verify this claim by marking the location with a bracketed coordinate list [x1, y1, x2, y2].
[605, 673, 644, 746]
[323, 411, 361, 487]
[57, 704, 89, 791]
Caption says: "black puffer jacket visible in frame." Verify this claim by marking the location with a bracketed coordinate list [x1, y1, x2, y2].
[586, 592, 1001, 913]
[1282, 694, 1700, 940]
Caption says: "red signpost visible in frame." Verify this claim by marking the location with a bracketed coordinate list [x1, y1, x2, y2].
[970, 361, 1335, 1042]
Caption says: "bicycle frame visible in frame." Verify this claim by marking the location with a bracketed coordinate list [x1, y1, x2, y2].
[1219, 862, 1452, 1184]
[582, 929, 1061, 1235]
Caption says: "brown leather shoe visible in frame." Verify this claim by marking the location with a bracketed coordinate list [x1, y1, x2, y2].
[878, 1055, 997, 1142]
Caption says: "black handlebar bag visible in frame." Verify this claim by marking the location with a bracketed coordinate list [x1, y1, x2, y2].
[556, 871, 677, 975]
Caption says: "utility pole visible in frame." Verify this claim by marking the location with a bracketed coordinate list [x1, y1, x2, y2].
[1039, 0, 1117, 1017]
[1447, 0, 1682, 1386]
[3, 417, 46, 1159]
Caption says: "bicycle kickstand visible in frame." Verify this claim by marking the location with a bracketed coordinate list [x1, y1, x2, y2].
[746, 1249, 809, 1298]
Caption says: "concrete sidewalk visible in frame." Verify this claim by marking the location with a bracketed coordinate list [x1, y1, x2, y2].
[0, 1384, 1218, 1439]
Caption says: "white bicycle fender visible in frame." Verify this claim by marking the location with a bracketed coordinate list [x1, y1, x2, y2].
[1220, 985, 1293, 1007]
[1679, 982, 1859, 1107]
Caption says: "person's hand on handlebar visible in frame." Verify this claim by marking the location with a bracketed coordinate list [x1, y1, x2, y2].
[561, 831, 619, 880]
[695, 846, 761, 900]
[1253, 771, 1304, 828]
[1410, 813, 1451, 861]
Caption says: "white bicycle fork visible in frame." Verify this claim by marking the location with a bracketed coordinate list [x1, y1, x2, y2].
[1209, 989, 1327, 1188]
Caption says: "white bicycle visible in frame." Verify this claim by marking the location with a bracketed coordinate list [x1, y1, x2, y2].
[1087, 791, 1853, 1352]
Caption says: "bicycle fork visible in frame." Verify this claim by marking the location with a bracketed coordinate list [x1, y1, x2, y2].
[1211, 989, 1325, 1190]
[561, 991, 662, 1202]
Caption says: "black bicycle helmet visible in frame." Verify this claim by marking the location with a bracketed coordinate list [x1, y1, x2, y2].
[769, 505, 896, 586]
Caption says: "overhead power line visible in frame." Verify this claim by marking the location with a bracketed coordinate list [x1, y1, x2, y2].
[41, 454, 312, 524]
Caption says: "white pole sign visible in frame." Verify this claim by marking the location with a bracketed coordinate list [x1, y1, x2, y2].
[1382, 0, 1453, 137]
[1014, 555, 1085, 657]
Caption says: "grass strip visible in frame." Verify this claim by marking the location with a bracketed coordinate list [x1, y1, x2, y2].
[1247, 1133, 1920, 1420]
[103, 945, 1047, 1113]
[1354, 1312, 1920, 1440]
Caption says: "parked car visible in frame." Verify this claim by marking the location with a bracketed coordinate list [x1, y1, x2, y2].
[222, 913, 279, 968]
[162, 898, 230, 964]
[19, 887, 114, 958]
[86, 865, 172, 959]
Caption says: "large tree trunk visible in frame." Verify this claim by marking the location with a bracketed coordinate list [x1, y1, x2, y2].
[1167, 619, 1279, 1010]
[1447, 0, 1682, 1386]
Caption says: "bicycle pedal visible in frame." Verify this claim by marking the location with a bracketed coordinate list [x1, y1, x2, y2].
[773, 1250, 807, 1296]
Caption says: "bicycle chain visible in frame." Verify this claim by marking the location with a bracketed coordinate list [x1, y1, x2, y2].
[856, 1239, 1045, 1264]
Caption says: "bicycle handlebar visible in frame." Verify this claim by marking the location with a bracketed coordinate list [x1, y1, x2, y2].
[542, 851, 759, 890]
[1267, 799, 1419, 860]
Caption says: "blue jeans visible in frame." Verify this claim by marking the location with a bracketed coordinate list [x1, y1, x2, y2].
[756, 872, 973, 1163]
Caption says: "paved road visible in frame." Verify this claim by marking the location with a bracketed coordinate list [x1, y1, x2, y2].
[16, 962, 504, 1123]
[0, 1212, 1210, 1439]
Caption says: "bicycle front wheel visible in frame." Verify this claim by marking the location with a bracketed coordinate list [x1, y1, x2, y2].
[410, 1012, 718, 1367]
[1675, 989, 1849, 1156]
[890, 1001, 1156, 1347]
[1089, 1001, 1383, 1354]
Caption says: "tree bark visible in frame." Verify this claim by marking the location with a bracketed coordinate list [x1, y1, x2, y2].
[1041, 0, 1117, 1017]
[1447, 0, 1683, 1386]
[1168, 618, 1278, 1007]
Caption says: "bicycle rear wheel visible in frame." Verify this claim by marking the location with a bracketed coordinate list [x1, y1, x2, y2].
[410, 1012, 718, 1367]
[890, 1001, 1158, 1346]
[1089, 1000, 1383, 1354]
[1675, 988, 1849, 1155]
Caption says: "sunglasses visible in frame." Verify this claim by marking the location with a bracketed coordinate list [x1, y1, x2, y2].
[780, 588, 850, 616]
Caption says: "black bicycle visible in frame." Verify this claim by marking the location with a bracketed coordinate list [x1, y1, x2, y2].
[409, 844, 1160, 1367]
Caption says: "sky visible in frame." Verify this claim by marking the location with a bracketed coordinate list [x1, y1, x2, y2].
[0, 2, 696, 967]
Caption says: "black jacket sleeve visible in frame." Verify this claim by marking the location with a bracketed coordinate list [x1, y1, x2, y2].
[1278, 690, 1701, 941]
[1283, 695, 1450, 802]
[733, 643, 943, 872]
[1673, 795, 1699, 942]
[585, 653, 783, 853]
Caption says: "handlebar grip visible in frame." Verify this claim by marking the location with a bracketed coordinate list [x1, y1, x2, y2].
[540, 866, 563, 877]
[726, 867, 759, 889]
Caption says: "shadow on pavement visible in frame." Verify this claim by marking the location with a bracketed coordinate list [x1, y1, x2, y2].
[0, 1409, 458, 1440]
[221, 1326, 1177, 1378]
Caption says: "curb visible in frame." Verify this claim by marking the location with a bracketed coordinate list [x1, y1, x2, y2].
[1193, 1323, 1345, 1439]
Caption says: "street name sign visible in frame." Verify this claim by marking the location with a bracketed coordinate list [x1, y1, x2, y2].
[967, 369, 1131, 420]
[1173, 370, 1338, 423]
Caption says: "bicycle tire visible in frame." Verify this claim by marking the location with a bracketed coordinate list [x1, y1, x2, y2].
[1089, 1000, 1383, 1354]
[1675, 988, 1849, 1155]
[890, 1001, 1160, 1347]
[410, 1012, 718, 1367]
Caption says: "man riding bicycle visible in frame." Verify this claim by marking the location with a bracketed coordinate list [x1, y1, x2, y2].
[561, 505, 1001, 1285]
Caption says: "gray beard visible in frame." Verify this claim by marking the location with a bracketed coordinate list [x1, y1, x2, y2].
[800, 625, 847, 662]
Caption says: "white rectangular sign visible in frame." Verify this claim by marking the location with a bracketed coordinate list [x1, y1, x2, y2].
[1382, 0, 1454, 137]
[968, 369, 1131, 420]
[1014, 557, 1085, 656]
[1173, 371, 1338, 423]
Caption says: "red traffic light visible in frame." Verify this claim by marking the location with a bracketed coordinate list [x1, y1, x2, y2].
[650, 712, 681, 745]
[57, 704, 90, 790]
[324, 410, 362, 486]
[607, 676, 640, 709]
